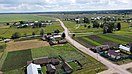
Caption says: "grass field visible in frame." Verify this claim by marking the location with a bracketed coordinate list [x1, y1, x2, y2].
[2, 44, 106, 74]
[0, 14, 55, 23]
[63, 21, 103, 33]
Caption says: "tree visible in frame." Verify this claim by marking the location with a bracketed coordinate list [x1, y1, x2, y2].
[117, 22, 121, 31]
[32, 32, 35, 36]
[40, 29, 44, 36]
[61, 33, 66, 38]
[130, 43, 132, 54]
[87, 25, 91, 28]
[11, 32, 21, 39]
[84, 24, 87, 28]
[84, 17, 90, 24]
[54, 29, 60, 34]
[6, 23, 9, 25]
[19, 21, 24, 24]
[103, 22, 114, 33]
[92, 21, 100, 28]
[72, 34, 75, 37]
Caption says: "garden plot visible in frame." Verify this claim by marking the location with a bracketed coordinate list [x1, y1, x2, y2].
[86, 35, 118, 47]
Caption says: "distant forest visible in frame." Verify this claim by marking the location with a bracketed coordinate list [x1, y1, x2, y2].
[1, 9, 132, 14]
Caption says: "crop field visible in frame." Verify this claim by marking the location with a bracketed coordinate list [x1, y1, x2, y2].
[98, 34, 132, 43]
[74, 33, 132, 48]
[2, 44, 106, 74]
[1, 49, 32, 71]
[0, 14, 55, 23]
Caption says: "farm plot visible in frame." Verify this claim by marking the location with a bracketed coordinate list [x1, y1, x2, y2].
[86, 35, 118, 47]
[6, 39, 50, 52]
[31, 44, 84, 61]
[74, 37, 96, 48]
[1, 49, 32, 71]
[99, 34, 132, 43]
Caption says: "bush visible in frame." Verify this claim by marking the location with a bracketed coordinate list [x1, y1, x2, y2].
[11, 32, 21, 39]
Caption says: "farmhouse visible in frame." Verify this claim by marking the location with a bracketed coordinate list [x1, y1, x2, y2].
[27, 63, 42, 74]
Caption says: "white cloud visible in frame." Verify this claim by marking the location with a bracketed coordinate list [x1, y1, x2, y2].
[0, 0, 131, 12]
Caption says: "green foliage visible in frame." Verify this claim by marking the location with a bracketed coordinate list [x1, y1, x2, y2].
[40, 29, 44, 36]
[11, 32, 21, 39]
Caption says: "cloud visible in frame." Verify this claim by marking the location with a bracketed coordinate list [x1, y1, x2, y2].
[0, 0, 131, 12]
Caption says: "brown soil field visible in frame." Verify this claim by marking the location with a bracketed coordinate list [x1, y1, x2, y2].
[6, 39, 50, 52]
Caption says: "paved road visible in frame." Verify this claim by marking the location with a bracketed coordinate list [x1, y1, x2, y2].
[57, 19, 131, 74]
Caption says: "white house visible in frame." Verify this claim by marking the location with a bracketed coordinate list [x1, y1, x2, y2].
[119, 45, 130, 52]
[27, 63, 42, 74]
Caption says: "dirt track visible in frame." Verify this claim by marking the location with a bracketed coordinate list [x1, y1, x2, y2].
[6, 39, 49, 52]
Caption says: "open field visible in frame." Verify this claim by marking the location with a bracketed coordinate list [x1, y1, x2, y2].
[1, 44, 106, 74]
[6, 39, 50, 52]
[0, 14, 55, 23]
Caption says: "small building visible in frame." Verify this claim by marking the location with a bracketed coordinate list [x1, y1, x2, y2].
[58, 39, 67, 44]
[62, 62, 73, 73]
[27, 63, 42, 74]
[33, 57, 49, 65]
[47, 64, 56, 74]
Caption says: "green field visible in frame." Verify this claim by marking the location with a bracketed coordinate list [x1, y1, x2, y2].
[64, 21, 103, 33]
[2, 44, 106, 74]
[0, 14, 55, 23]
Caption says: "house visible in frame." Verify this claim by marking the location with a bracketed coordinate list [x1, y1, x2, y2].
[32, 57, 60, 65]
[47, 64, 56, 74]
[119, 44, 130, 52]
[108, 49, 120, 59]
[90, 45, 110, 52]
[27, 63, 42, 74]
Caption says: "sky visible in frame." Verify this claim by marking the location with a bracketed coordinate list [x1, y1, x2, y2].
[0, 0, 132, 13]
